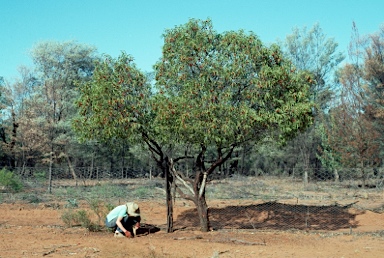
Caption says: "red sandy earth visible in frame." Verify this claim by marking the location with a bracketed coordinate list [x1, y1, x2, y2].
[0, 201, 384, 258]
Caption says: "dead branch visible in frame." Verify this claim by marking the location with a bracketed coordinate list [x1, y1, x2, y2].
[170, 159, 194, 195]
[199, 172, 208, 198]
[173, 236, 203, 240]
[229, 238, 267, 246]
[210, 238, 267, 246]
[43, 249, 56, 256]
[334, 201, 359, 208]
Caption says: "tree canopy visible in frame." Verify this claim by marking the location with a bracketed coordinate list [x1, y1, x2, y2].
[154, 19, 314, 148]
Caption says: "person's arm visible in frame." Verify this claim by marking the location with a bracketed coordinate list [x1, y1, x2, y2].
[134, 216, 141, 229]
[115, 216, 132, 238]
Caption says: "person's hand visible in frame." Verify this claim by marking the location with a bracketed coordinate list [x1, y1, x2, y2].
[124, 231, 132, 238]
[134, 222, 140, 229]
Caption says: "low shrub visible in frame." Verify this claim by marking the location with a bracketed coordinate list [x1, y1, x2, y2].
[0, 168, 24, 193]
[61, 209, 101, 231]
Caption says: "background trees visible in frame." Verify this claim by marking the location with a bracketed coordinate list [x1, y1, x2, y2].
[276, 23, 345, 183]
[0, 41, 98, 175]
[320, 23, 383, 184]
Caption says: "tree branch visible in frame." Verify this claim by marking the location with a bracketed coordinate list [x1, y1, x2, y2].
[198, 172, 208, 198]
[170, 158, 194, 195]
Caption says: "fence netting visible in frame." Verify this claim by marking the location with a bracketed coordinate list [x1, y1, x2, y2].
[2, 166, 384, 234]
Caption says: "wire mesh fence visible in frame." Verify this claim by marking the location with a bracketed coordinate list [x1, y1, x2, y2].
[1, 166, 384, 234]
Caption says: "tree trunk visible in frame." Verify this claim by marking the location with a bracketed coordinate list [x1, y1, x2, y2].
[48, 151, 53, 194]
[303, 170, 309, 186]
[9, 108, 18, 168]
[164, 157, 174, 232]
[334, 168, 340, 183]
[196, 194, 209, 232]
[88, 149, 94, 179]
[194, 170, 210, 232]
[66, 155, 78, 186]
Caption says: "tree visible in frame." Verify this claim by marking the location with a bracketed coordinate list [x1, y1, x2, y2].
[0, 67, 40, 170]
[154, 19, 315, 231]
[282, 23, 344, 183]
[322, 23, 382, 186]
[283, 23, 344, 109]
[75, 19, 314, 232]
[0, 76, 6, 165]
[361, 24, 384, 159]
[29, 40, 98, 191]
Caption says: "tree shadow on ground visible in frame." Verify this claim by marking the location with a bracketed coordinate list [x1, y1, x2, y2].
[174, 201, 364, 231]
[135, 223, 161, 236]
[136, 223, 160, 237]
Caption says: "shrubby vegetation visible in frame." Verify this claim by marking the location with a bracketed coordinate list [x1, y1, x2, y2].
[0, 168, 23, 192]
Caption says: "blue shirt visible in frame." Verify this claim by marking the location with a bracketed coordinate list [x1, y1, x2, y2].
[106, 204, 128, 222]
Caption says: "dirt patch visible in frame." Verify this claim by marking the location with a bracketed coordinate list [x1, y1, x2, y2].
[0, 201, 384, 258]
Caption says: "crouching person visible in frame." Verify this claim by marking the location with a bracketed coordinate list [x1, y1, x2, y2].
[105, 202, 141, 238]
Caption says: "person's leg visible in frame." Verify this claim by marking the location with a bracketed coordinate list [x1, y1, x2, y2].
[121, 216, 135, 236]
[121, 216, 141, 236]
[105, 217, 117, 231]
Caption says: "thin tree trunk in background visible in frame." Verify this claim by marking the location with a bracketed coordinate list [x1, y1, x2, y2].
[88, 149, 94, 179]
[66, 155, 78, 186]
[334, 169, 340, 182]
[303, 170, 309, 186]
[48, 151, 53, 194]
[9, 108, 18, 169]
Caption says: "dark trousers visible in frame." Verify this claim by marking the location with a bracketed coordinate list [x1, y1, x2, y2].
[105, 216, 139, 235]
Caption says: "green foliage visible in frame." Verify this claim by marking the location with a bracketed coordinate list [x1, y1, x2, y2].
[154, 18, 314, 146]
[61, 209, 88, 226]
[34, 171, 46, 182]
[75, 18, 314, 149]
[74, 52, 152, 143]
[316, 121, 341, 170]
[0, 168, 24, 193]
[20, 193, 42, 203]
[86, 198, 109, 225]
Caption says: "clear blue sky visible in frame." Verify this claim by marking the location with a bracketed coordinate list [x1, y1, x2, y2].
[1, 0, 383, 81]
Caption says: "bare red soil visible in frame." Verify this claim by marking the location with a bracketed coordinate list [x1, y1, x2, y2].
[0, 200, 384, 258]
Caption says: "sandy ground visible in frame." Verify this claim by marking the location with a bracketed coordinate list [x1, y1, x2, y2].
[1, 200, 384, 258]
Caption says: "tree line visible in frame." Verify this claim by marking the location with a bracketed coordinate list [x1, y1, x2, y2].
[1, 19, 383, 230]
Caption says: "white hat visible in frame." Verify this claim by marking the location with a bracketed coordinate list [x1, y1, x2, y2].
[126, 202, 140, 217]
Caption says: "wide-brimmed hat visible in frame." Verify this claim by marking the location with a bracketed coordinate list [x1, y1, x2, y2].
[126, 202, 140, 217]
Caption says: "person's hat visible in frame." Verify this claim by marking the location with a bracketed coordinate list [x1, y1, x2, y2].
[126, 202, 140, 217]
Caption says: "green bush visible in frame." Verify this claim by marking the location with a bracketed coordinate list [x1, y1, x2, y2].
[34, 171, 46, 181]
[86, 198, 108, 225]
[0, 168, 23, 193]
[61, 209, 101, 231]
